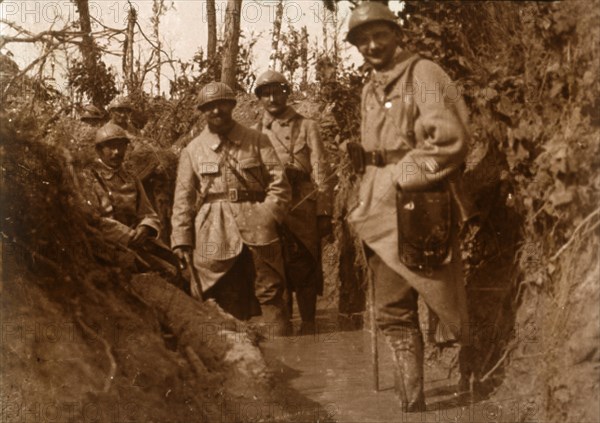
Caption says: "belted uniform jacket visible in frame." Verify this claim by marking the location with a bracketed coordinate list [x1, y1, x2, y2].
[348, 49, 471, 343]
[170, 122, 291, 291]
[81, 159, 161, 246]
[256, 106, 333, 260]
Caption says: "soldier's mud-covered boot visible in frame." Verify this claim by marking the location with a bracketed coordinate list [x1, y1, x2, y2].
[386, 327, 426, 413]
[250, 304, 289, 338]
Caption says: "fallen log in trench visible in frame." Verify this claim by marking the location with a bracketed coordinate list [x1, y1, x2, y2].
[128, 273, 272, 399]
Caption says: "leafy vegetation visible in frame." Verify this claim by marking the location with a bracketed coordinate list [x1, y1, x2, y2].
[1, 1, 598, 421]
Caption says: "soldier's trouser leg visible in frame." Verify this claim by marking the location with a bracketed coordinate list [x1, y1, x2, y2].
[368, 253, 425, 412]
[204, 248, 261, 321]
[284, 242, 318, 324]
[248, 242, 288, 336]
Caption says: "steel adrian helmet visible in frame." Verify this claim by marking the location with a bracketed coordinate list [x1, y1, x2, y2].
[196, 82, 237, 109]
[254, 70, 290, 97]
[107, 96, 133, 112]
[80, 104, 104, 120]
[346, 2, 400, 45]
[94, 123, 130, 146]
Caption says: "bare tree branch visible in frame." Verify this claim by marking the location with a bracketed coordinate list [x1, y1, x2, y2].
[89, 14, 126, 34]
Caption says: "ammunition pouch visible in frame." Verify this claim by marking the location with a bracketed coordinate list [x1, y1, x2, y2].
[396, 183, 452, 269]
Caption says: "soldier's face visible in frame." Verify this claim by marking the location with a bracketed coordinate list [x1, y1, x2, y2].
[110, 108, 130, 127]
[97, 138, 129, 168]
[200, 99, 236, 133]
[353, 22, 399, 70]
[258, 84, 289, 117]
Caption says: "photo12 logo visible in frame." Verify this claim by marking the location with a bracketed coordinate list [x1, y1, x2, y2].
[1, 401, 139, 422]
[0, 2, 140, 25]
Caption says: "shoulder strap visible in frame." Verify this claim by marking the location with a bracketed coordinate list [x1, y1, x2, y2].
[258, 116, 312, 175]
[405, 55, 421, 145]
[219, 134, 265, 191]
[90, 167, 114, 204]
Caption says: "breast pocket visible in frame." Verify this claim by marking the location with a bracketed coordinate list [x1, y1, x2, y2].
[199, 162, 220, 175]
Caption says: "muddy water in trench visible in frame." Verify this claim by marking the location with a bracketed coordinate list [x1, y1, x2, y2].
[261, 309, 524, 423]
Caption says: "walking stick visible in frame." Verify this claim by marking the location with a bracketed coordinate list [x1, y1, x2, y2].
[367, 265, 380, 392]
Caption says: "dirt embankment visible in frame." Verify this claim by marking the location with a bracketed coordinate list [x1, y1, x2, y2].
[0, 121, 331, 423]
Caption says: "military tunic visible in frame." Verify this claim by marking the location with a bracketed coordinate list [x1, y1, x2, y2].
[257, 106, 333, 322]
[348, 49, 470, 342]
[81, 158, 161, 246]
[258, 106, 333, 255]
[170, 122, 291, 292]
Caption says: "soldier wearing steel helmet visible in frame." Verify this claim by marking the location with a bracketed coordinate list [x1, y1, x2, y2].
[345, 1, 477, 412]
[79, 104, 106, 127]
[171, 81, 292, 334]
[253, 70, 334, 334]
[79, 123, 161, 249]
[107, 96, 140, 137]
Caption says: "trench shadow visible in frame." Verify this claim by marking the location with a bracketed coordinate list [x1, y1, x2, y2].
[261, 350, 339, 423]
[289, 306, 365, 337]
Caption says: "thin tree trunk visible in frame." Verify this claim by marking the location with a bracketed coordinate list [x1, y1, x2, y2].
[300, 26, 309, 90]
[332, 2, 339, 80]
[123, 7, 137, 95]
[322, 6, 328, 54]
[220, 0, 242, 88]
[73, 0, 102, 105]
[206, 0, 217, 59]
[152, 0, 165, 96]
[269, 0, 283, 69]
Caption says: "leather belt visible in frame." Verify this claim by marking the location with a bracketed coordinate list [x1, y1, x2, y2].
[363, 149, 408, 167]
[347, 142, 409, 174]
[204, 189, 265, 203]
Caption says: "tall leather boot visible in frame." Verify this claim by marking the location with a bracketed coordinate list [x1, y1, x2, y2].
[458, 345, 481, 398]
[296, 283, 317, 335]
[386, 327, 426, 412]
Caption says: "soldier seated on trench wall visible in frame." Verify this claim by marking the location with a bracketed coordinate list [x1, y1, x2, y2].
[79, 122, 179, 277]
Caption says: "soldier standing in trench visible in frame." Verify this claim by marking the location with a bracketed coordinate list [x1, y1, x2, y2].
[107, 96, 140, 138]
[345, 2, 478, 412]
[170, 82, 292, 335]
[254, 70, 334, 334]
[79, 104, 106, 127]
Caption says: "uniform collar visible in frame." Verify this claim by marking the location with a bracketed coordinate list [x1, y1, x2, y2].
[370, 48, 416, 92]
[92, 158, 125, 180]
[262, 106, 298, 129]
[205, 121, 243, 151]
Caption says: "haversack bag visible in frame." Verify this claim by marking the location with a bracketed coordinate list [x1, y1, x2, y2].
[396, 184, 452, 269]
